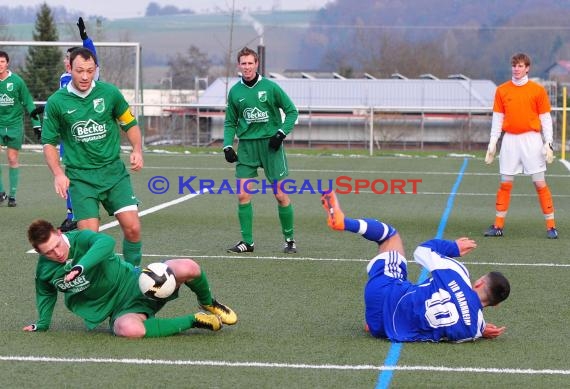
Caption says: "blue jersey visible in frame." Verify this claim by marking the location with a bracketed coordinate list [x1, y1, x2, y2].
[364, 239, 485, 342]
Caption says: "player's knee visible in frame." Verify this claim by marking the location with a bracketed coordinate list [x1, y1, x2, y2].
[113, 319, 145, 338]
[122, 223, 141, 241]
[165, 258, 200, 282]
[237, 191, 251, 203]
[274, 191, 290, 205]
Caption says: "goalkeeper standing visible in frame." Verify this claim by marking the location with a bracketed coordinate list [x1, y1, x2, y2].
[223, 47, 299, 254]
[484, 52, 558, 239]
[0, 50, 41, 207]
[41, 47, 144, 266]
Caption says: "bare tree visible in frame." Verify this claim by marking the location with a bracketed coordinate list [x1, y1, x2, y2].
[167, 45, 212, 89]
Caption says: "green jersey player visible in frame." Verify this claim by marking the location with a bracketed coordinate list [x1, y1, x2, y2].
[0, 50, 41, 207]
[223, 47, 299, 254]
[41, 47, 143, 266]
[24, 219, 238, 338]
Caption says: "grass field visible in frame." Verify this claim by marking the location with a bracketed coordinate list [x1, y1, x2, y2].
[1, 149, 569, 388]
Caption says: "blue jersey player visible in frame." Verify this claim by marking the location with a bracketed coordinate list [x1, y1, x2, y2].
[321, 191, 510, 343]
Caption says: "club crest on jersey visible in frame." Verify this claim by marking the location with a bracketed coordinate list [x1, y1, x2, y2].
[258, 91, 267, 102]
[93, 98, 105, 113]
[7, 83, 13, 91]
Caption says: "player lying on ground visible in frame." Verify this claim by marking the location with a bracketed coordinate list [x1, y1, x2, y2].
[321, 192, 510, 342]
[23, 219, 237, 338]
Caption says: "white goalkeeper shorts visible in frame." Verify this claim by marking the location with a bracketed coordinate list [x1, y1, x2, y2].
[499, 131, 546, 175]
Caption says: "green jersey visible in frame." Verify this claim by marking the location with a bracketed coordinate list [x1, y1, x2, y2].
[33, 229, 141, 331]
[224, 76, 298, 147]
[42, 81, 137, 169]
[0, 70, 40, 129]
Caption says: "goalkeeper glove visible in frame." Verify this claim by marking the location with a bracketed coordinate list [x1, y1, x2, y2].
[223, 146, 238, 163]
[268, 130, 286, 151]
[30, 105, 45, 121]
[543, 143, 554, 164]
[77, 17, 88, 40]
[485, 138, 497, 164]
[33, 126, 42, 141]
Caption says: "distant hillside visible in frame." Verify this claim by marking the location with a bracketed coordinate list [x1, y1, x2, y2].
[2, 10, 318, 87]
[5, 2, 570, 86]
[301, 0, 570, 82]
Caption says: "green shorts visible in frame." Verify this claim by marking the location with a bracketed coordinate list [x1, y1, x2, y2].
[0, 127, 24, 150]
[105, 267, 178, 330]
[66, 159, 139, 221]
[235, 138, 289, 183]
[110, 288, 179, 328]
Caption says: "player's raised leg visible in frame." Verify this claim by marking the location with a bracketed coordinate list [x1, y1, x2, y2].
[321, 191, 399, 249]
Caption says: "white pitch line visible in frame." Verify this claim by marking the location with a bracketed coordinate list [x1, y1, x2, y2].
[137, 253, 570, 268]
[0, 356, 568, 375]
[25, 249, 570, 268]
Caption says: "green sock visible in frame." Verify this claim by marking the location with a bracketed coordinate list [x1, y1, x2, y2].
[238, 202, 254, 244]
[122, 239, 142, 266]
[143, 315, 194, 338]
[278, 203, 294, 241]
[9, 167, 19, 197]
[185, 270, 213, 306]
[0, 165, 4, 193]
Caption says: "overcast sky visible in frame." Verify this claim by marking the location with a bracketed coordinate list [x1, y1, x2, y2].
[14, 0, 332, 19]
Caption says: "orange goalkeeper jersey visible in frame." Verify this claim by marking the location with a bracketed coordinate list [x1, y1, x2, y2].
[493, 80, 551, 134]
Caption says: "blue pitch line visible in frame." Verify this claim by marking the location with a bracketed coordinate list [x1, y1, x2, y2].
[375, 157, 470, 389]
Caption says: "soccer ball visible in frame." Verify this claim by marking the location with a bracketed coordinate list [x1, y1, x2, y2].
[138, 262, 177, 299]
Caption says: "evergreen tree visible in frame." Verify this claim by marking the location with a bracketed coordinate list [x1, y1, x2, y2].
[22, 3, 62, 100]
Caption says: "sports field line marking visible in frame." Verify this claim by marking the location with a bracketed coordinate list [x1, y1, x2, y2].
[25, 191, 208, 254]
[23, 249, 570, 268]
[1, 356, 569, 375]
[137, 254, 570, 268]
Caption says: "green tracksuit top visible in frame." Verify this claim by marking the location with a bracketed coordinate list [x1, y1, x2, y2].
[223, 76, 298, 147]
[0, 71, 40, 129]
[41, 81, 137, 169]
[33, 229, 140, 331]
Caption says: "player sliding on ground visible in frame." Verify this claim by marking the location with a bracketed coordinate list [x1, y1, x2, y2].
[23, 219, 237, 338]
[321, 191, 510, 342]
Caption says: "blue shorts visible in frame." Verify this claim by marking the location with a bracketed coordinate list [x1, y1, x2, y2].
[364, 251, 409, 338]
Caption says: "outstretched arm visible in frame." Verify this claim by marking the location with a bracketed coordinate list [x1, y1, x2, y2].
[413, 239, 471, 285]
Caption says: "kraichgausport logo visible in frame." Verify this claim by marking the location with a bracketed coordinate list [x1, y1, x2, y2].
[71, 119, 107, 142]
[147, 176, 422, 195]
